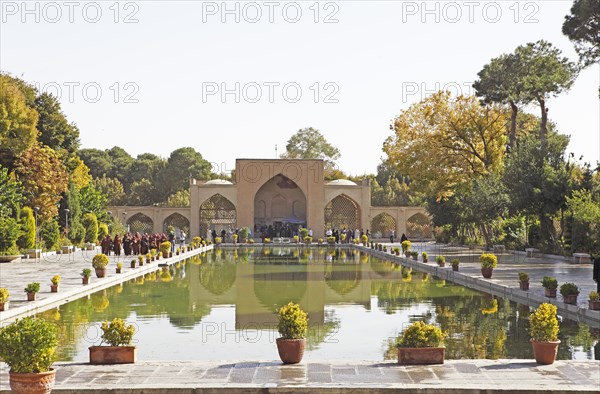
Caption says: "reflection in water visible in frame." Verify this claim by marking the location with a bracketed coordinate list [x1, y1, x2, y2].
[36, 247, 599, 362]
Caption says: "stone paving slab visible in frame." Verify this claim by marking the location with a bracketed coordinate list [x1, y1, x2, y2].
[1, 360, 598, 393]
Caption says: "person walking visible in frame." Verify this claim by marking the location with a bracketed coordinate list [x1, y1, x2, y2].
[593, 255, 600, 292]
[179, 230, 186, 249]
[389, 229, 395, 244]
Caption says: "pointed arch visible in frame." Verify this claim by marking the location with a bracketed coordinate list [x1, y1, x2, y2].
[324, 194, 360, 230]
[253, 173, 306, 230]
[163, 213, 190, 236]
[127, 213, 154, 234]
[406, 212, 432, 240]
[371, 213, 397, 236]
[199, 194, 237, 237]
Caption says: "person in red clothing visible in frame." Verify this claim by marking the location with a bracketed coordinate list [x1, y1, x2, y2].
[113, 234, 122, 256]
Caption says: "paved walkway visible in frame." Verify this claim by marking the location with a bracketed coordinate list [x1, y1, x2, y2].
[1, 360, 598, 393]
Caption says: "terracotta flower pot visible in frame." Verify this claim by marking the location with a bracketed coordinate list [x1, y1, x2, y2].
[519, 281, 530, 291]
[481, 267, 493, 279]
[131, 261, 136, 268]
[0, 301, 8, 311]
[562, 294, 578, 305]
[452, 265, 458, 272]
[89, 346, 137, 364]
[531, 340, 560, 365]
[9, 369, 56, 394]
[397, 347, 445, 365]
[544, 288, 557, 298]
[95, 268, 106, 278]
[438, 262, 445, 268]
[276, 338, 305, 364]
[589, 300, 600, 310]
[50, 285, 59, 293]
[116, 268, 122, 274]
[82, 277, 90, 285]
[27, 292, 36, 301]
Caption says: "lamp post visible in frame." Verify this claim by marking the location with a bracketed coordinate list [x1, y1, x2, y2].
[34, 207, 40, 248]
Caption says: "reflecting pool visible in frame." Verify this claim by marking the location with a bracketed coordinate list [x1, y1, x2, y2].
[37, 247, 600, 362]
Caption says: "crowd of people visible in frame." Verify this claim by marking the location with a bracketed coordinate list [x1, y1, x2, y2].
[100, 230, 188, 256]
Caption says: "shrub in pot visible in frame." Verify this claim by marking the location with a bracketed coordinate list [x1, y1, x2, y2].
[232, 234, 238, 244]
[588, 291, 600, 310]
[159, 241, 171, 258]
[401, 240, 411, 253]
[81, 268, 92, 284]
[410, 251, 418, 260]
[92, 253, 109, 278]
[480, 253, 497, 278]
[436, 256, 445, 267]
[276, 302, 308, 364]
[132, 258, 138, 268]
[451, 259, 459, 271]
[397, 321, 446, 365]
[0, 287, 9, 311]
[422, 252, 428, 263]
[0, 317, 59, 394]
[25, 282, 40, 301]
[541, 276, 558, 297]
[116, 262, 123, 274]
[360, 234, 368, 246]
[519, 272, 530, 290]
[304, 236, 312, 244]
[89, 318, 137, 364]
[530, 303, 560, 365]
[559, 282, 579, 305]
[50, 275, 60, 293]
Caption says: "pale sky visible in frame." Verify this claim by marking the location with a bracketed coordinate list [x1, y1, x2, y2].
[2, 0, 599, 176]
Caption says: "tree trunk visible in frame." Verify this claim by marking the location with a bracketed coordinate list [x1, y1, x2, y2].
[509, 101, 518, 149]
[538, 97, 548, 149]
[540, 214, 557, 253]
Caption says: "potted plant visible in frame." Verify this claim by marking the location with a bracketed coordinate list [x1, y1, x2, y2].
[159, 241, 171, 258]
[318, 238, 324, 245]
[81, 268, 92, 284]
[116, 262, 123, 274]
[0, 287, 9, 311]
[0, 317, 59, 394]
[89, 318, 137, 364]
[276, 302, 308, 364]
[519, 272, 530, 291]
[559, 282, 579, 305]
[588, 291, 600, 310]
[360, 234, 368, 246]
[232, 234, 238, 244]
[541, 276, 558, 297]
[479, 253, 497, 279]
[92, 253, 109, 278]
[530, 303, 560, 365]
[50, 275, 60, 293]
[132, 258, 138, 268]
[24, 282, 40, 301]
[175, 247, 180, 256]
[422, 252, 428, 263]
[436, 256, 445, 267]
[327, 236, 336, 244]
[145, 253, 151, 265]
[397, 321, 446, 365]
[401, 240, 411, 257]
[304, 236, 312, 245]
[450, 259, 459, 271]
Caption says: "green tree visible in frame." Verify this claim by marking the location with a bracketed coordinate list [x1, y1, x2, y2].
[282, 127, 341, 168]
[93, 175, 125, 206]
[82, 213, 99, 244]
[97, 223, 108, 241]
[79, 184, 109, 222]
[17, 206, 36, 250]
[0, 74, 39, 169]
[78, 148, 113, 179]
[106, 146, 133, 184]
[158, 147, 212, 198]
[166, 189, 190, 207]
[563, 0, 600, 68]
[14, 145, 69, 222]
[34, 93, 80, 157]
[0, 217, 19, 254]
[129, 179, 159, 205]
[513, 41, 579, 146]
[40, 219, 60, 250]
[0, 166, 23, 218]
[566, 189, 600, 254]
[127, 153, 166, 187]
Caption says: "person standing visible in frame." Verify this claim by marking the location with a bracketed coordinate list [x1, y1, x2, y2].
[179, 230, 186, 249]
[113, 234, 122, 256]
[593, 255, 600, 292]
[390, 229, 395, 244]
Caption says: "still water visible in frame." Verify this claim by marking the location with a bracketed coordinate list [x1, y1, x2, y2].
[37, 247, 599, 362]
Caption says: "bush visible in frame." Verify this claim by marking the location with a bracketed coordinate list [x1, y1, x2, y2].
[327, 236, 336, 243]
[360, 234, 368, 243]
[299, 228, 309, 239]
[479, 253, 498, 269]
[277, 302, 308, 340]
[0, 317, 58, 373]
[192, 236, 202, 247]
[17, 206, 36, 250]
[529, 303, 559, 342]
[100, 318, 135, 346]
[68, 221, 85, 245]
[518, 272, 529, 282]
[541, 276, 558, 290]
[559, 282, 579, 297]
[41, 220, 60, 250]
[24, 282, 40, 294]
[159, 241, 171, 253]
[436, 256, 445, 264]
[97, 223, 108, 241]
[304, 236, 312, 243]
[401, 240, 411, 252]
[82, 213, 99, 244]
[81, 268, 92, 278]
[239, 227, 250, 240]
[0, 216, 19, 254]
[589, 291, 600, 301]
[92, 253, 109, 269]
[215, 237, 222, 244]
[51, 275, 60, 286]
[451, 258, 460, 267]
[411, 251, 419, 258]
[422, 252, 428, 259]
[0, 288, 9, 303]
[397, 321, 446, 348]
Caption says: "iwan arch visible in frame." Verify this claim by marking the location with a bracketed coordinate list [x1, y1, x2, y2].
[108, 159, 432, 240]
